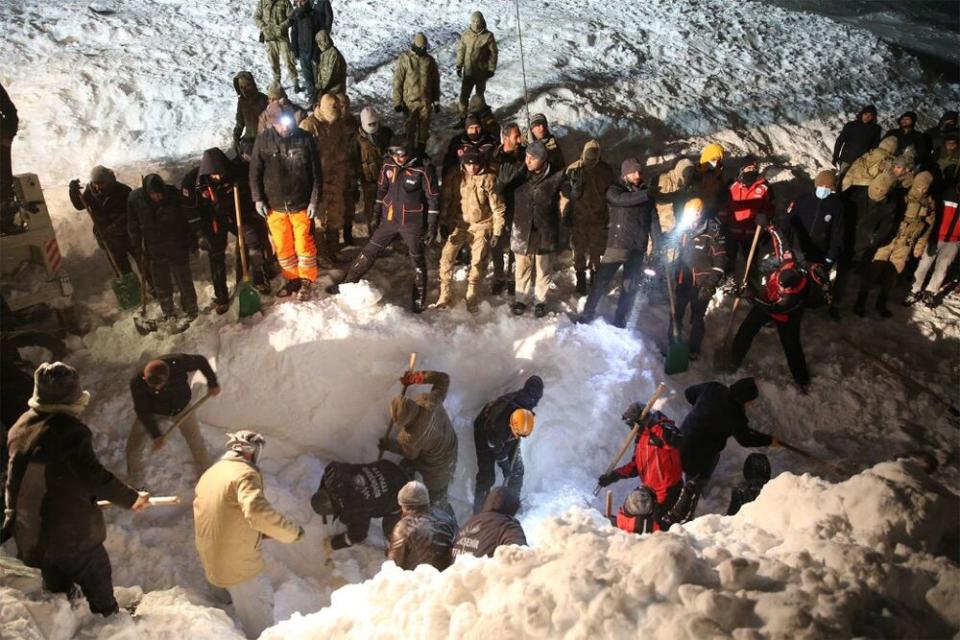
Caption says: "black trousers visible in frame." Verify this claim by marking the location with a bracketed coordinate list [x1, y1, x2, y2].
[473, 429, 523, 514]
[40, 544, 119, 616]
[150, 254, 198, 316]
[732, 306, 809, 385]
[491, 229, 515, 283]
[361, 221, 427, 293]
[581, 250, 646, 327]
[671, 284, 710, 353]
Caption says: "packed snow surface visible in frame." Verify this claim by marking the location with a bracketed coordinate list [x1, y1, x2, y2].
[1, 0, 959, 637]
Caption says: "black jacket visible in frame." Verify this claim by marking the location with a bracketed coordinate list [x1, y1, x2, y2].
[499, 162, 568, 255]
[679, 382, 772, 479]
[289, 1, 333, 59]
[674, 217, 726, 288]
[375, 156, 440, 227]
[493, 144, 526, 223]
[316, 460, 409, 549]
[442, 132, 498, 174]
[883, 126, 929, 161]
[833, 117, 881, 165]
[250, 127, 322, 212]
[3, 410, 138, 564]
[130, 353, 217, 438]
[784, 192, 845, 264]
[851, 189, 900, 260]
[474, 386, 541, 456]
[182, 148, 258, 235]
[127, 178, 193, 259]
[70, 180, 133, 236]
[387, 505, 458, 571]
[233, 72, 268, 147]
[605, 180, 658, 254]
[452, 488, 526, 558]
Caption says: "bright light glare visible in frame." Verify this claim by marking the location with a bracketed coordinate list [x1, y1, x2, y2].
[643, 268, 657, 277]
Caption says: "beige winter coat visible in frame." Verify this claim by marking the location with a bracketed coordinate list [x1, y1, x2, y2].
[300, 100, 348, 188]
[459, 171, 506, 234]
[193, 453, 301, 588]
[873, 171, 936, 271]
[654, 158, 695, 232]
[559, 140, 615, 227]
[842, 137, 899, 190]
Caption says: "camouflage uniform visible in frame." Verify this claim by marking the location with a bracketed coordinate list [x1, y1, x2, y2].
[254, 0, 298, 88]
[299, 95, 347, 264]
[560, 140, 615, 278]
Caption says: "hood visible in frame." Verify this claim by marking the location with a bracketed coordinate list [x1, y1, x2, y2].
[143, 173, 166, 195]
[743, 453, 771, 482]
[878, 136, 899, 155]
[483, 486, 520, 516]
[522, 375, 544, 402]
[581, 139, 601, 167]
[909, 171, 934, 197]
[729, 377, 758, 404]
[315, 30, 332, 51]
[198, 147, 231, 179]
[318, 94, 340, 124]
[470, 11, 486, 32]
[90, 165, 116, 185]
[858, 104, 877, 118]
[412, 32, 428, 53]
[233, 71, 258, 97]
[360, 106, 379, 134]
[940, 110, 959, 127]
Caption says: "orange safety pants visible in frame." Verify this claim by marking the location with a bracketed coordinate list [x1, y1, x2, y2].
[267, 209, 318, 282]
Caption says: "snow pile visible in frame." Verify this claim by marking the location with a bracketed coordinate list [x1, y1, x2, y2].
[263, 460, 958, 639]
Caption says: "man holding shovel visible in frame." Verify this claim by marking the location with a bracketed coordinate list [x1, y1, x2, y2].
[126, 354, 219, 485]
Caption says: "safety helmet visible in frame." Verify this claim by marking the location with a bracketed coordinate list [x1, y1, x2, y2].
[699, 143, 724, 167]
[624, 487, 656, 517]
[509, 408, 535, 438]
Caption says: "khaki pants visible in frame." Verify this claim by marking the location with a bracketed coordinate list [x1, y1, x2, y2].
[405, 102, 432, 148]
[515, 252, 553, 304]
[571, 223, 606, 272]
[265, 40, 298, 87]
[439, 225, 491, 302]
[126, 409, 211, 484]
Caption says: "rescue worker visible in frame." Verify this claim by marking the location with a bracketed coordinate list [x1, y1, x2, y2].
[596, 402, 684, 519]
[857, 171, 936, 317]
[393, 33, 441, 155]
[253, 0, 300, 92]
[310, 459, 409, 550]
[883, 110, 927, 159]
[127, 174, 199, 320]
[352, 106, 394, 237]
[387, 480, 458, 571]
[908, 179, 959, 307]
[473, 375, 543, 513]
[490, 123, 526, 296]
[579, 158, 656, 327]
[562, 139, 616, 294]
[694, 143, 726, 217]
[729, 226, 812, 390]
[436, 147, 506, 310]
[299, 94, 348, 266]
[289, 0, 332, 104]
[126, 354, 219, 485]
[722, 155, 773, 277]
[194, 431, 304, 639]
[256, 82, 308, 133]
[498, 141, 571, 317]
[832, 105, 882, 174]
[452, 487, 526, 558]
[3, 363, 149, 617]
[334, 138, 440, 313]
[378, 370, 457, 510]
[250, 101, 322, 301]
[527, 113, 565, 169]
[455, 11, 498, 126]
[726, 453, 771, 515]
[653, 157, 695, 235]
[313, 30, 346, 100]
[232, 71, 269, 154]
[668, 197, 726, 359]
[612, 487, 659, 534]
[69, 166, 140, 276]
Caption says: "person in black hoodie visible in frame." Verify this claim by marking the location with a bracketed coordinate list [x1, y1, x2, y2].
[472, 375, 543, 513]
[232, 71, 268, 154]
[832, 105, 881, 173]
[883, 111, 928, 160]
[3, 363, 148, 616]
[69, 166, 140, 277]
[453, 487, 526, 558]
[310, 459, 410, 550]
[726, 453, 771, 515]
[289, 0, 333, 105]
[579, 157, 657, 327]
[127, 174, 199, 319]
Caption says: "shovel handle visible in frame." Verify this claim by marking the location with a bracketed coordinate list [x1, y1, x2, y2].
[604, 490, 613, 518]
[378, 353, 418, 460]
[234, 186, 251, 283]
[160, 392, 214, 439]
[720, 225, 763, 347]
[98, 496, 180, 509]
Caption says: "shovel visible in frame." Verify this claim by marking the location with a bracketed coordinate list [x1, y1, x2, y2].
[594, 382, 667, 496]
[82, 196, 141, 310]
[133, 239, 158, 335]
[234, 185, 262, 318]
[664, 264, 689, 375]
[713, 225, 762, 371]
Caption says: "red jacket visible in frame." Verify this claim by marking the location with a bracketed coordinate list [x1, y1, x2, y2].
[935, 195, 959, 243]
[724, 178, 773, 239]
[613, 415, 684, 504]
[615, 509, 659, 534]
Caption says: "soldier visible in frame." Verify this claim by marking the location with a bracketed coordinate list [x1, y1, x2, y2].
[337, 94, 361, 245]
[378, 370, 458, 511]
[393, 33, 441, 155]
[436, 147, 507, 311]
[527, 113, 565, 169]
[232, 71, 268, 154]
[334, 137, 440, 313]
[455, 11, 498, 127]
[300, 94, 348, 266]
[127, 174, 198, 320]
[313, 30, 346, 100]
[352, 106, 394, 238]
[69, 166, 140, 277]
[289, 0, 333, 104]
[561, 139, 616, 294]
[253, 0, 300, 92]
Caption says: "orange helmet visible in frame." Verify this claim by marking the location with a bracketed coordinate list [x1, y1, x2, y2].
[509, 408, 535, 438]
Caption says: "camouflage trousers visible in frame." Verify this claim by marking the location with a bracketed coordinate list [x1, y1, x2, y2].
[265, 40, 298, 87]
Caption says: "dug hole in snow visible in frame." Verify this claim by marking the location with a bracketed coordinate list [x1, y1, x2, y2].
[2, 0, 960, 636]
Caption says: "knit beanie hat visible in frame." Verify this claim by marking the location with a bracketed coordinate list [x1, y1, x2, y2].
[398, 480, 430, 507]
[465, 114, 481, 129]
[360, 106, 379, 134]
[30, 362, 85, 406]
[523, 375, 544, 400]
[620, 157, 643, 178]
[814, 170, 837, 190]
[529, 113, 547, 127]
[526, 141, 548, 163]
[461, 147, 481, 165]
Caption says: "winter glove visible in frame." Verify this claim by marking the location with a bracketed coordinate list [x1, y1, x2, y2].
[425, 212, 439, 244]
[255, 201, 269, 219]
[698, 285, 716, 303]
[394, 104, 406, 114]
[400, 370, 426, 387]
[621, 402, 643, 426]
[69, 179, 81, 194]
[432, 102, 441, 114]
[197, 236, 211, 253]
[597, 471, 619, 488]
[307, 203, 319, 220]
[754, 213, 768, 228]
[456, 66, 463, 78]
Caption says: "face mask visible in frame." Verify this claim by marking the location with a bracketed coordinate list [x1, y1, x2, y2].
[815, 186, 833, 200]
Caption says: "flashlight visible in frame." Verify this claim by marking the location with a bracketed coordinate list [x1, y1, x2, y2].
[279, 114, 294, 129]
[643, 268, 657, 277]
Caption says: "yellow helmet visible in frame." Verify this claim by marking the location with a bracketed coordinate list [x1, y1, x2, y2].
[699, 143, 725, 167]
[509, 408, 535, 438]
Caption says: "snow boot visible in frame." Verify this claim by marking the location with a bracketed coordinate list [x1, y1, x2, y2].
[534, 303, 547, 318]
[511, 301, 527, 316]
[921, 291, 938, 308]
[901, 291, 923, 307]
[853, 291, 867, 317]
[875, 293, 892, 319]
[491, 279, 507, 296]
[465, 284, 479, 312]
[327, 231, 343, 264]
[214, 299, 230, 315]
[343, 254, 373, 283]
[297, 279, 313, 302]
[277, 278, 301, 298]
[434, 285, 453, 309]
[575, 270, 587, 295]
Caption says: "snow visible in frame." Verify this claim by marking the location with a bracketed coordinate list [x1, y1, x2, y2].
[2, 0, 959, 637]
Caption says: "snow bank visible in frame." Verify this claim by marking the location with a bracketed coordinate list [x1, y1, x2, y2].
[263, 460, 958, 640]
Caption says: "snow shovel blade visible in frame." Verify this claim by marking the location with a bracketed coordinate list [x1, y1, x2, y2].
[664, 341, 689, 375]
[111, 272, 141, 311]
[133, 314, 158, 336]
[237, 281, 261, 318]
